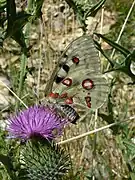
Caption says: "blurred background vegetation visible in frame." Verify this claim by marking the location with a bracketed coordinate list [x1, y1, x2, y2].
[0, 0, 135, 179]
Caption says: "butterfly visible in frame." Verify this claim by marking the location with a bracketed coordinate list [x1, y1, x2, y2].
[43, 35, 109, 124]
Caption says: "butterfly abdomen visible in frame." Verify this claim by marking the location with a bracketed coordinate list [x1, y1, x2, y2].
[55, 104, 80, 124]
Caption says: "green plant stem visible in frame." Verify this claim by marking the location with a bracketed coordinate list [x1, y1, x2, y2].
[15, 54, 27, 110]
[15, 0, 33, 110]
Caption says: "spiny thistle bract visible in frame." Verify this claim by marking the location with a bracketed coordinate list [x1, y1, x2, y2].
[7, 105, 67, 140]
[19, 141, 71, 180]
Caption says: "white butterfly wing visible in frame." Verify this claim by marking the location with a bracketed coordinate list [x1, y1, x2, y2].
[46, 35, 109, 110]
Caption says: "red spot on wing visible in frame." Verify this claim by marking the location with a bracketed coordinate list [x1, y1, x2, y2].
[72, 57, 79, 64]
[59, 93, 68, 98]
[65, 97, 73, 104]
[49, 92, 59, 98]
[82, 79, 94, 90]
[62, 78, 72, 87]
[85, 96, 91, 108]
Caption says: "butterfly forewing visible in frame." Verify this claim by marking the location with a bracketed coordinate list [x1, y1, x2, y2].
[45, 35, 109, 122]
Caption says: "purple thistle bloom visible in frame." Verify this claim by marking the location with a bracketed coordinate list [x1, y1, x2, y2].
[7, 105, 67, 140]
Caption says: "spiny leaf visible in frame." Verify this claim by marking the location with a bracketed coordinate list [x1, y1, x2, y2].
[94, 39, 114, 67]
[65, 0, 106, 32]
[94, 33, 130, 57]
[94, 33, 135, 83]
[2, 0, 31, 52]
[65, 0, 86, 31]
[35, 0, 44, 19]
[85, 0, 106, 18]
[6, 0, 16, 22]
[5, 11, 31, 39]
[0, 0, 6, 28]
[5, 9, 31, 54]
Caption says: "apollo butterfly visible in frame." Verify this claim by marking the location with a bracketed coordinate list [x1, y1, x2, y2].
[44, 35, 109, 123]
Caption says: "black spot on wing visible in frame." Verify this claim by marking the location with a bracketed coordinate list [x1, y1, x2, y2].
[55, 76, 64, 83]
[62, 64, 70, 73]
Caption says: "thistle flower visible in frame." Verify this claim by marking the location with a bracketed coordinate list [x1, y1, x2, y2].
[7, 105, 67, 140]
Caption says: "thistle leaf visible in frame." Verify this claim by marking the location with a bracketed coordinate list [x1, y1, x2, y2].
[94, 33, 130, 57]
[94, 33, 135, 83]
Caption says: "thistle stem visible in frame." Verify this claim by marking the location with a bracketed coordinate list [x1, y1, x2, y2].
[15, 0, 33, 110]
